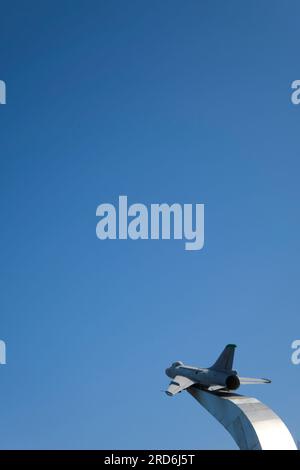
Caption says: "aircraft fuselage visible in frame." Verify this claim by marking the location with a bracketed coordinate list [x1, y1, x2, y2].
[165, 363, 240, 390]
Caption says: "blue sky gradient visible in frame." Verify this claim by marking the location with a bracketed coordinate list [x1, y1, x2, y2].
[0, 0, 300, 449]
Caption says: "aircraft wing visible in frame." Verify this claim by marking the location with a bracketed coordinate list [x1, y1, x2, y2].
[239, 377, 271, 384]
[165, 375, 195, 396]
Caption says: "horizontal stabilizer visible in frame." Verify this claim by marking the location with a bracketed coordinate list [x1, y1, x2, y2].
[207, 385, 226, 392]
[239, 377, 271, 385]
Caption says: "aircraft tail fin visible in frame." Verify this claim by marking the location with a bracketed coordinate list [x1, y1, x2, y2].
[210, 344, 236, 371]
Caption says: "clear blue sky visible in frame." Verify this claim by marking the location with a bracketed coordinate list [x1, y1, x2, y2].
[0, 0, 300, 449]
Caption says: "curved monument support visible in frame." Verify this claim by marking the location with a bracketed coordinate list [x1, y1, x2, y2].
[188, 387, 297, 450]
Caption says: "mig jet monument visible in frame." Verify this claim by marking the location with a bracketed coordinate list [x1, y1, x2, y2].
[165, 344, 297, 450]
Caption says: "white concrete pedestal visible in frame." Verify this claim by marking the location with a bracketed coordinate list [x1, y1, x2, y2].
[188, 387, 297, 450]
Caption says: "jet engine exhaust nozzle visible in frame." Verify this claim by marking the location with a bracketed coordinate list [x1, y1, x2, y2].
[225, 375, 240, 390]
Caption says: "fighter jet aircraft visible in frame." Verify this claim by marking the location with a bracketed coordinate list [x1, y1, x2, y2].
[165, 344, 271, 396]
